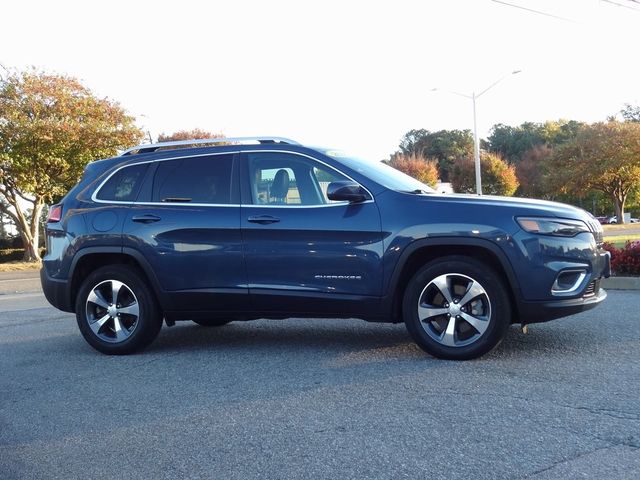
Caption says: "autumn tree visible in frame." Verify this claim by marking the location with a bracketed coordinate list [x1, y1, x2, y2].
[450, 152, 518, 196]
[388, 152, 439, 188]
[486, 122, 544, 161]
[620, 104, 640, 123]
[486, 120, 584, 163]
[0, 70, 143, 261]
[516, 144, 554, 199]
[549, 121, 640, 223]
[157, 129, 223, 142]
[398, 129, 473, 181]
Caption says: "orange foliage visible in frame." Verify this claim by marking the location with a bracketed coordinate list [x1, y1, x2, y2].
[157, 129, 224, 142]
[388, 153, 439, 187]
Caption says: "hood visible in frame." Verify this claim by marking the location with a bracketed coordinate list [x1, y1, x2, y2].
[429, 193, 592, 221]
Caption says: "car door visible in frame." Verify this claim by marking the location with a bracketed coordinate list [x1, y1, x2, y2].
[122, 152, 247, 311]
[240, 150, 384, 313]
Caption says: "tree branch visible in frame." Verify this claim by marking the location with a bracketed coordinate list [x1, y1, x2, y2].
[13, 188, 36, 203]
[0, 201, 21, 226]
[3, 176, 36, 203]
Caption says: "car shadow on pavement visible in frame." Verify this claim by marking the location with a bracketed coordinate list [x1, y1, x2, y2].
[149, 319, 418, 356]
[143, 318, 602, 361]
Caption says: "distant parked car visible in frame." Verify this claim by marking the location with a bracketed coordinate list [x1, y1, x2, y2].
[595, 216, 608, 225]
[608, 216, 639, 224]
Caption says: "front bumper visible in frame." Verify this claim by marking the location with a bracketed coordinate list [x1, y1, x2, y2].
[40, 267, 74, 313]
[518, 287, 607, 324]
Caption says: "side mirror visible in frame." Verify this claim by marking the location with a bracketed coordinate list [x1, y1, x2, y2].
[327, 181, 369, 203]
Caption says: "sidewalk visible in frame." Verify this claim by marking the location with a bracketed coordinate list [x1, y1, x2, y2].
[602, 276, 640, 290]
[0, 269, 42, 295]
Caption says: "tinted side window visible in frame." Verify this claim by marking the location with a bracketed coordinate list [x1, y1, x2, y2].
[97, 163, 149, 202]
[152, 155, 233, 204]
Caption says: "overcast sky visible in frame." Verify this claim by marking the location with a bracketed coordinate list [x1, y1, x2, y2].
[1, 0, 639, 159]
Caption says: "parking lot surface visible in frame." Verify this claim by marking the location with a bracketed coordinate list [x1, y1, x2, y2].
[1, 286, 639, 479]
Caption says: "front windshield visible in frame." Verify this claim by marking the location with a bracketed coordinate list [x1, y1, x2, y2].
[319, 149, 436, 193]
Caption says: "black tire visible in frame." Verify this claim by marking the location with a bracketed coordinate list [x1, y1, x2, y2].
[75, 265, 162, 355]
[403, 256, 511, 360]
[191, 319, 232, 327]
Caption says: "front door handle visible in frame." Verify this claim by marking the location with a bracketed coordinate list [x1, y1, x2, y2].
[247, 215, 280, 225]
[132, 214, 161, 224]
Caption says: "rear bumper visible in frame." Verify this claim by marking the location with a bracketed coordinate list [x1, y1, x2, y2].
[518, 288, 607, 324]
[40, 267, 73, 313]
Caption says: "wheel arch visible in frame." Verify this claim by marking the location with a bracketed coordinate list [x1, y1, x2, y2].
[385, 237, 522, 323]
[69, 247, 165, 313]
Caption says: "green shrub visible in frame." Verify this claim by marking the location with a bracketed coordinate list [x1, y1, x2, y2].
[0, 248, 46, 263]
[0, 237, 23, 249]
[0, 248, 25, 263]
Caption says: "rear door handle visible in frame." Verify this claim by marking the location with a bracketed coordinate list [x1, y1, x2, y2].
[132, 214, 161, 224]
[247, 215, 280, 225]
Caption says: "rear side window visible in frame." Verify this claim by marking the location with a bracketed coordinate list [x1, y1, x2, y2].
[152, 155, 233, 204]
[96, 163, 149, 202]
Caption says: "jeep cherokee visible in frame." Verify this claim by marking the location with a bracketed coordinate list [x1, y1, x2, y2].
[40, 136, 610, 359]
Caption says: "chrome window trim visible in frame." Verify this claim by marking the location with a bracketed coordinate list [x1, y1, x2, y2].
[242, 203, 358, 209]
[91, 149, 375, 207]
[125, 201, 241, 207]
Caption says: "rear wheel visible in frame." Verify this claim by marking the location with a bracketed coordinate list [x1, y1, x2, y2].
[403, 256, 511, 360]
[75, 265, 162, 355]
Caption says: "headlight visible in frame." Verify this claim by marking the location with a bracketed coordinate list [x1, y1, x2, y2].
[516, 217, 590, 237]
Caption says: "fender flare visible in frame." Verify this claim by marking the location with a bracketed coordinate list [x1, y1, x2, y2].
[382, 236, 522, 316]
[68, 246, 167, 309]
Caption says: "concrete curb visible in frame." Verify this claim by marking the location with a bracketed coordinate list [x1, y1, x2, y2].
[602, 276, 640, 290]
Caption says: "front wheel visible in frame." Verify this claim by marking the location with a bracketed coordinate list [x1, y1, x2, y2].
[403, 256, 511, 360]
[75, 265, 162, 355]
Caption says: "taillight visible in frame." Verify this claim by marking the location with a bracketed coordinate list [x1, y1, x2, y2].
[47, 204, 62, 223]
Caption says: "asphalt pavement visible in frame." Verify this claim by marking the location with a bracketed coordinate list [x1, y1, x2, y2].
[0, 271, 41, 296]
[1, 277, 639, 479]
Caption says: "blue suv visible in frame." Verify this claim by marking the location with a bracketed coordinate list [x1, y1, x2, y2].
[41, 136, 610, 359]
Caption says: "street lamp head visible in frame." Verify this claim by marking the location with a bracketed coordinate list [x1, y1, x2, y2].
[511, 70, 522, 75]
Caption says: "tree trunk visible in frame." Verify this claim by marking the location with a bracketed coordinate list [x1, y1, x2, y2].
[16, 199, 44, 262]
[22, 238, 41, 262]
[0, 187, 42, 262]
[612, 191, 627, 225]
[26, 200, 44, 262]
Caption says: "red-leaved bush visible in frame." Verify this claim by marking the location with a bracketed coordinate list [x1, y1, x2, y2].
[603, 241, 640, 276]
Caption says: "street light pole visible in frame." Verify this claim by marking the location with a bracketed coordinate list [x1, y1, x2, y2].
[472, 92, 481, 195]
[431, 70, 521, 195]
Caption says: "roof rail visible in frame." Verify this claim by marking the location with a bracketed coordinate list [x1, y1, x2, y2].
[120, 136, 301, 156]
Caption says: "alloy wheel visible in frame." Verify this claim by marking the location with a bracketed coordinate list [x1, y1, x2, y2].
[85, 279, 140, 343]
[417, 273, 492, 348]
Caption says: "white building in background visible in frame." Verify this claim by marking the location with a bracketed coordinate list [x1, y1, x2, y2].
[436, 182, 454, 194]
